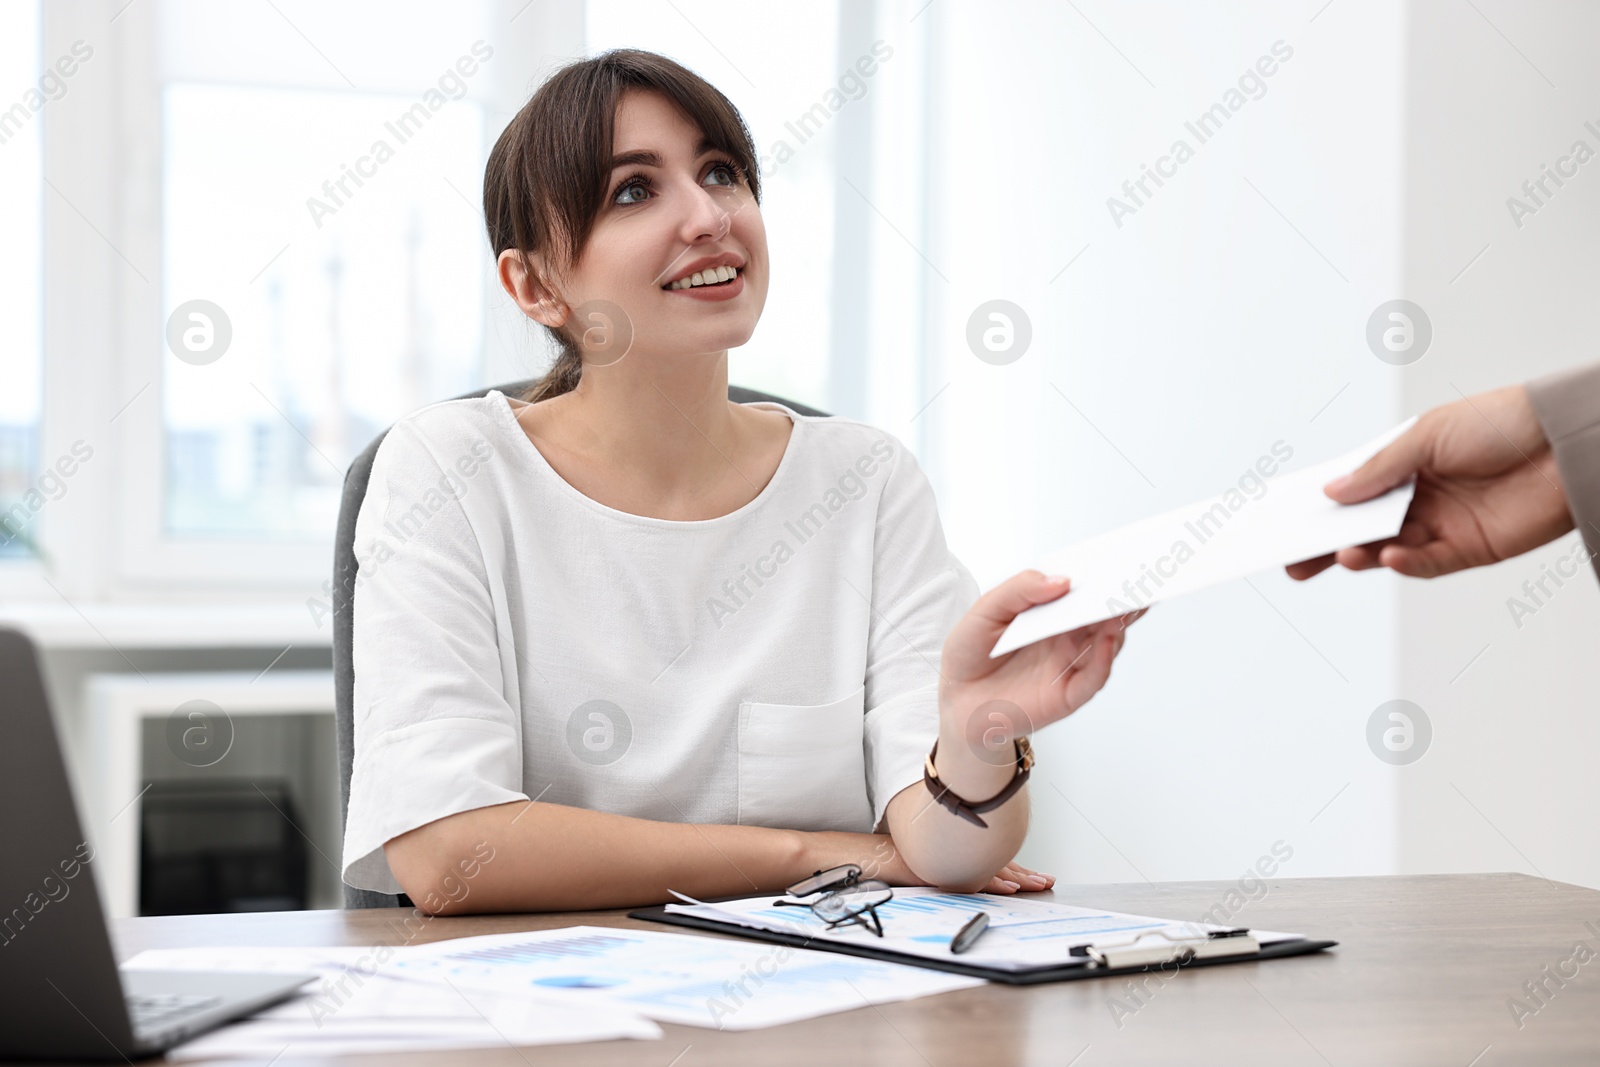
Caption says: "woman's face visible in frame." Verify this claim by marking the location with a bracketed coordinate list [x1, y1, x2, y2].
[553, 90, 768, 363]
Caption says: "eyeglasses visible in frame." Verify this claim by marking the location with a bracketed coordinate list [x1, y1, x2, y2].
[774, 864, 894, 937]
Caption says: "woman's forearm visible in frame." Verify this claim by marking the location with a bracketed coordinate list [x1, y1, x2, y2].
[883, 707, 1030, 891]
[385, 800, 902, 914]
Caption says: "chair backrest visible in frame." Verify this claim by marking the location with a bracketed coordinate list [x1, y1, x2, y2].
[333, 381, 831, 908]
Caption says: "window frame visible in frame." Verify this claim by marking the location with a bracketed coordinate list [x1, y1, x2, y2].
[0, 0, 45, 572]
[6, 0, 576, 603]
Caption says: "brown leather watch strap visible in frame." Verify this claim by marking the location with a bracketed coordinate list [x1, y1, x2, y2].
[922, 736, 1034, 828]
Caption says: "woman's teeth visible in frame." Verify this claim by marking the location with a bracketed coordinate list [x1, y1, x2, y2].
[667, 265, 739, 290]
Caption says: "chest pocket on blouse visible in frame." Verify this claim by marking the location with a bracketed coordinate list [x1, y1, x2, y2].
[737, 684, 871, 832]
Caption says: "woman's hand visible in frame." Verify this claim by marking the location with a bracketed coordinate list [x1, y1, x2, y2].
[982, 860, 1055, 894]
[866, 571, 1126, 897]
[939, 570, 1145, 745]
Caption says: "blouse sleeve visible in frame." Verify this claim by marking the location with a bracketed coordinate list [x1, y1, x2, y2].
[861, 436, 981, 831]
[341, 416, 527, 895]
[1527, 361, 1600, 582]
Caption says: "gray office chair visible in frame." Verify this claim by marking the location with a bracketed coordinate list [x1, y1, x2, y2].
[334, 380, 830, 908]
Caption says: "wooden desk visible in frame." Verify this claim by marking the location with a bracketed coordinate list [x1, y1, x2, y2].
[107, 874, 1600, 1066]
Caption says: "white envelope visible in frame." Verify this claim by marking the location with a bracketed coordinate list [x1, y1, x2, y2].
[991, 418, 1419, 657]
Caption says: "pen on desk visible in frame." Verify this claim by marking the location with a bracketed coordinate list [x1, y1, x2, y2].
[950, 911, 990, 954]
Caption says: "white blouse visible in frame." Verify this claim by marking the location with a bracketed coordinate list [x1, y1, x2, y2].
[341, 390, 979, 894]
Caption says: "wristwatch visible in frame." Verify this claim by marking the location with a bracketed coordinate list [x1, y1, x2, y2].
[922, 736, 1034, 828]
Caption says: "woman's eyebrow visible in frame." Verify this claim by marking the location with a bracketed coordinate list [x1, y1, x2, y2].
[608, 149, 662, 170]
[607, 139, 720, 171]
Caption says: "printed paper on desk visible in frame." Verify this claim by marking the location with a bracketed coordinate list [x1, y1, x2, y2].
[380, 924, 982, 1031]
[122, 945, 660, 1058]
[667, 886, 1306, 972]
[992, 418, 1419, 657]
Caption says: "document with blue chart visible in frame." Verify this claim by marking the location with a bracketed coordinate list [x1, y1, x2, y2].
[380, 925, 982, 1030]
[662, 886, 1308, 972]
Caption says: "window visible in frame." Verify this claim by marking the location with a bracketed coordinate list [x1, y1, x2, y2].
[0, 0, 43, 559]
[11, 0, 888, 593]
[161, 83, 486, 538]
[101, 0, 512, 587]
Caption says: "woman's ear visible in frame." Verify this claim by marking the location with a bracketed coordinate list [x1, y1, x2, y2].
[497, 249, 568, 329]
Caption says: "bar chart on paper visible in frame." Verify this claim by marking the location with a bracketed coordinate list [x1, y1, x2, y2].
[381, 925, 981, 1030]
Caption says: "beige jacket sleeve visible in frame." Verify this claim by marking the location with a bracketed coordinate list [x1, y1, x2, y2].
[1527, 361, 1600, 581]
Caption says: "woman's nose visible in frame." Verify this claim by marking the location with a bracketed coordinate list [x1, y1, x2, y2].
[678, 183, 732, 244]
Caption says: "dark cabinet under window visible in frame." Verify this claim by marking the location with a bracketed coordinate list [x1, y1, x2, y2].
[139, 780, 308, 915]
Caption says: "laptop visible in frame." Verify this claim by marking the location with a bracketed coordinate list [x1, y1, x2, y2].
[0, 627, 315, 1060]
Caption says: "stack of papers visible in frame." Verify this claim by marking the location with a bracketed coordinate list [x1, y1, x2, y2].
[122, 922, 984, 1057]
[384, 924, 981, 1030]
[121, 945, 660, 1059]
[993, 419, 1419, 655]
[667, 886, 1305, 973]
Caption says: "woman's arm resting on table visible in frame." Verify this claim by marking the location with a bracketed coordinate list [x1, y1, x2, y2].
[389, 801, 803, 915]
[385, 799, 1037, 915]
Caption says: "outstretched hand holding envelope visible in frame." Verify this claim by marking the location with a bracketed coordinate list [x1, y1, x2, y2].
[991, 420, 1420, 658]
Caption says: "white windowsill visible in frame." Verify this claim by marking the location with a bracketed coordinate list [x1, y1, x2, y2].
[0, 601, 332, 650]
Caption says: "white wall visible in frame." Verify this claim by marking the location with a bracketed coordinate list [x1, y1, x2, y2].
[907, 0, 1600, 891]
[1395, 0, 1600, 888]
[915, 0, 1412, 884]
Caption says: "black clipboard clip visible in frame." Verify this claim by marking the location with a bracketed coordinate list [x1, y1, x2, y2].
[1068, 927, 1260, 969]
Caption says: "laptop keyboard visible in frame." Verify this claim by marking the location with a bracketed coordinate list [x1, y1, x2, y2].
[127, 992, 222, 1032]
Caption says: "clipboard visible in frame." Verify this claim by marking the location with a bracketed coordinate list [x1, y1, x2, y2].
[629, 900, 1337, 986]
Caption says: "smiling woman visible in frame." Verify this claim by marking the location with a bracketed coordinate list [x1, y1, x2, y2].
[482, 50, 767, 404]
[342, 49, 1142, 917]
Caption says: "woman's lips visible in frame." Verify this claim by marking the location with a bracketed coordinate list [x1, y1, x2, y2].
[664, 270, 745, 302]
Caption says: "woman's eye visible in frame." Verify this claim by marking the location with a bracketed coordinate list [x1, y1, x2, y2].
[614, 179, 650, 205]
[705, 164, 736, 187]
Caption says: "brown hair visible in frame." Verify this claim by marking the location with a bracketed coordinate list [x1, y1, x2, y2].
[483, 49, 762, 403]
